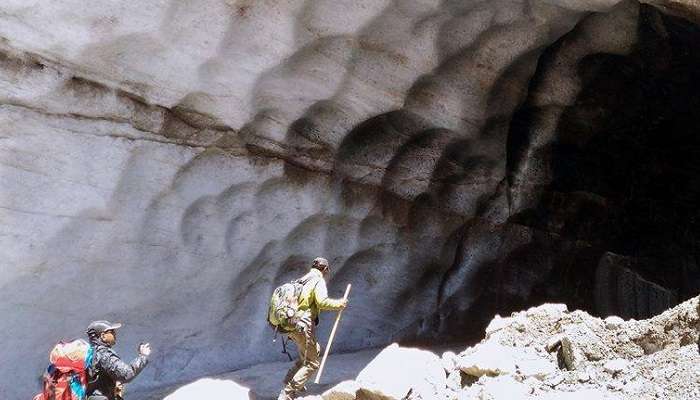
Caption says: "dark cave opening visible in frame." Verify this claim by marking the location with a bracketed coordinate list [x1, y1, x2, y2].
[510, 4, 700, 320]
[412, 3, 700, 348]
[379, 3, 700, 349]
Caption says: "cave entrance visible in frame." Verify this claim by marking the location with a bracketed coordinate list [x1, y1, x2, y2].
[514, 4, 700, 320]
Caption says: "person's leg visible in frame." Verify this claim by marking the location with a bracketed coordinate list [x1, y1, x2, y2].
[282, 358, 302, 389]
[285, 328, 321, 397]
[279, 333, 307, 400]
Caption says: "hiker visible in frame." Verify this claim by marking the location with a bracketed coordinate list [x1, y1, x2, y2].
[278, 257, 347, 400]
[85, 320, 151, 400]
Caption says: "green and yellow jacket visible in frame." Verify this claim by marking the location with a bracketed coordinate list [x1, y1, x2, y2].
[297, 268, 345, 319]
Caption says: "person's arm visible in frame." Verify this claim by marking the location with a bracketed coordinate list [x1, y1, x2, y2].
[98, 350, 148, 383]
[313, 279, 346, 311]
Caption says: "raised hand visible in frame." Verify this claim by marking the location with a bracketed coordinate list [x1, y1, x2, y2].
[138, 342, 151, 357]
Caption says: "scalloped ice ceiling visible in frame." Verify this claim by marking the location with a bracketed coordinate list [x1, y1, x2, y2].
[2, 0, 700, 398]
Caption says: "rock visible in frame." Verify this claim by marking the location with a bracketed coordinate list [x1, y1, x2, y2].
[523, 376, 543, 395]
[512, 315, 530, 333]
[355, 344, 447, 400]
[535, 388, 623, 400]
[477, 375, 531, 400]
[485, 315, 511, 337]
[604, 316, 625, 330]
[163, 378, 255, 400]
[577, 370, 590, 382]
[456, 384, 482, 400]
[545, 336, 563, 353]
[544, 374, 565, 388]
[621, 377, 654, 396]
[526, 304, 569, 320]
[559, 319, 610, 364]
[323, 380, 360, 400]
[458, 342, 557, 380]
[445, 370, 462, 392]
[441, 351, 459, 371]
[603, 359, 629, 376]
[558, 337, 578, 371]
[654, 387, 666, 398]
[564, 370, 581, 385]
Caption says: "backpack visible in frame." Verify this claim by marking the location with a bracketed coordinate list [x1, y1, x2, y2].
[268, 280, 305, 332]
[33, 339, 94, 400]
[267, 274, 320, 332]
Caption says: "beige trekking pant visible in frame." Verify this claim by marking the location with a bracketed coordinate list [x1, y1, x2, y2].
[281, 326, 321, 398]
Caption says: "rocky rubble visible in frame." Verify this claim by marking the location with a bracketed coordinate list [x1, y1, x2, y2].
[160, 296, 700, 399]
[163, 295, 700, 399]
[292, 295, 700, 400]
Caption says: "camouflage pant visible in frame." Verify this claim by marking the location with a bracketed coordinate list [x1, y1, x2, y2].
[281, 326, 321, 399]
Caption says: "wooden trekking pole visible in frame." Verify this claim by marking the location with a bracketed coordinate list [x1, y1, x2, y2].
[315, 283, 351, 384]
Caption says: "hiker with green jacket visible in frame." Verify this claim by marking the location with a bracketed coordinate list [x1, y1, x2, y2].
[278, 257, 347, 400]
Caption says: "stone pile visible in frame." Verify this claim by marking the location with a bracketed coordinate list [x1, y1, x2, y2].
[162, 295, 700, 399]
[301, 295, 700, 400]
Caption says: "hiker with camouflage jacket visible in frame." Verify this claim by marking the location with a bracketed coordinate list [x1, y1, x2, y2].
[278, 257, 347, 400]
[85, 321, 151, 400]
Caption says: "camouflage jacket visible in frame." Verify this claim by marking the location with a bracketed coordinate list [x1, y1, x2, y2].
[87, 339, 149, 400]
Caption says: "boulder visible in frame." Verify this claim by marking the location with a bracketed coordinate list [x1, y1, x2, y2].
[458, 342, 557, 380]
[354, 344, 446, 400]
[163, 378, 255, 400]
[323, 380, 361, 400]
[477, 375, 532, 400]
